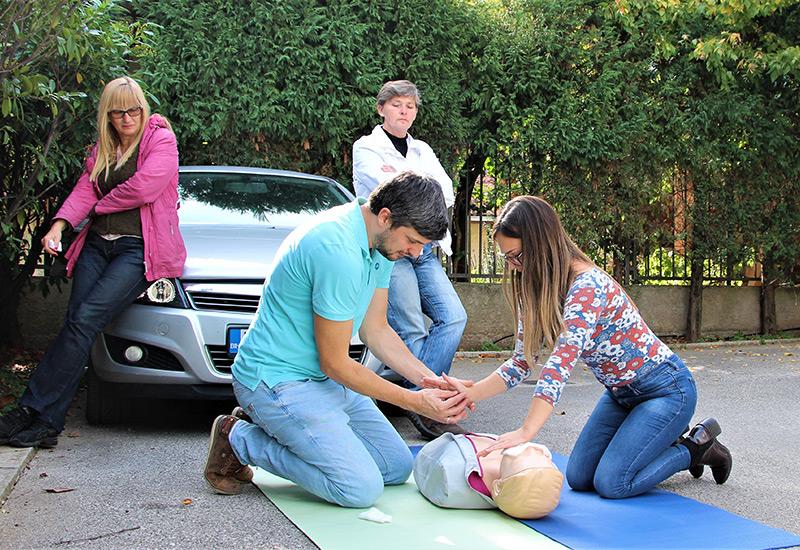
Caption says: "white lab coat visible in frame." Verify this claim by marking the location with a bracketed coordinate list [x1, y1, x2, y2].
[352, 125, 455, 256]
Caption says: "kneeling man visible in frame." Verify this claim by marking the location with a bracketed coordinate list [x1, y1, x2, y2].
[203, 172, 470, 508]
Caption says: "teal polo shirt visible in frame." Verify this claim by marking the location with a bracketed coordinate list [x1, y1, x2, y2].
[232, 198, 394, 390]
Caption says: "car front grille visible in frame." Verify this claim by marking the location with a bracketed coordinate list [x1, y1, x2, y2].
[206, 345, 235, 375]
[206, 343, 368, 375]
[187, 291, 261, 314]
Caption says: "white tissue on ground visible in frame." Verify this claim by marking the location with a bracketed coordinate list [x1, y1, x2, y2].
[358, 507, 392, 524]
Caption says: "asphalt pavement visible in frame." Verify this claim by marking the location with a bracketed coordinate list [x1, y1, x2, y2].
[1, 340, 799, 549]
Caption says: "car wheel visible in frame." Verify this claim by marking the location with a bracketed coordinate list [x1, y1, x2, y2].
[85, 365, 130, 425]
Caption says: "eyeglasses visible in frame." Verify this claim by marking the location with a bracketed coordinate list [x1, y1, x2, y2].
[108, 107, 142, 120]
[499, 250, 523, 266]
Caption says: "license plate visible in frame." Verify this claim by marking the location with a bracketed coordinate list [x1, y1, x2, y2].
[227, 327, 248, 355]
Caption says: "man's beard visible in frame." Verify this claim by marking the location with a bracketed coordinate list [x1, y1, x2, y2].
[373, 228, 397, 259]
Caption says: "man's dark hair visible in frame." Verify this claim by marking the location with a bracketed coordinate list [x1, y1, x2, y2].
[368, 171, 448, 240]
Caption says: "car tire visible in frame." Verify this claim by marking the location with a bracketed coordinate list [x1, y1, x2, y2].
[85, 365, 129, 425]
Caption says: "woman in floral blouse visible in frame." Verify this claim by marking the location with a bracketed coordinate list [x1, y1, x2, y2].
[428, 195, 732, 498]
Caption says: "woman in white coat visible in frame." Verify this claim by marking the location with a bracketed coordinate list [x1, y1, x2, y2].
[353, 80, 467, 440]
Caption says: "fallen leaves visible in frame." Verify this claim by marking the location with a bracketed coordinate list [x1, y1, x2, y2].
[45, 487, 75, 494]
[182, 498, 193, 506]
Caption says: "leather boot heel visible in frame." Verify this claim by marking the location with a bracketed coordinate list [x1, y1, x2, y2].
[706, 440, 733, 484]
[699, 417, 722, 438]
[688, 464, 704, 479]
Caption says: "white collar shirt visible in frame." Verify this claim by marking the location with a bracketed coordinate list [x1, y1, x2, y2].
[352, 125, 455, 256]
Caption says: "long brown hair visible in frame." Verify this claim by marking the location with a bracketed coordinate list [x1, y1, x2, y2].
[493, 196, 594, 362]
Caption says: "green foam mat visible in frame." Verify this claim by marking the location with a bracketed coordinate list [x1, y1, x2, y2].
[253, 468, 567, 550]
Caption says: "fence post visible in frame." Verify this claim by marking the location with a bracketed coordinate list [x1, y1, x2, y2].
[686, 255, 704, 342]
[760, 255, 778, 335]
[451, 149, 485, 281]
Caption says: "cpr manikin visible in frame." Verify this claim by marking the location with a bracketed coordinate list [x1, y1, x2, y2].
[413, 433, 563, 519]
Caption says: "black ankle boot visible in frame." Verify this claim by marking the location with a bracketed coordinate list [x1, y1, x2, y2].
[681, 418, 732, 484]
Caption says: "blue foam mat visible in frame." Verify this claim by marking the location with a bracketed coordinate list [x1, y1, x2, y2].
[411, 446, 800, 550]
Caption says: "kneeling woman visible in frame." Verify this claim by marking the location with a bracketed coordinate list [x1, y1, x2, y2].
[433, 196, 731, 498]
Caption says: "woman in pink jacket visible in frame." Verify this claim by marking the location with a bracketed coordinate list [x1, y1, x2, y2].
[0, 76, 186, 448]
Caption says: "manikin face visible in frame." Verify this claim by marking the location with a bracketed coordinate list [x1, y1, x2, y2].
[495, 233, 523, 273]
[499, 443, 554, 478]
[374, 224, 429, 261]
[378, 95, 418, 138]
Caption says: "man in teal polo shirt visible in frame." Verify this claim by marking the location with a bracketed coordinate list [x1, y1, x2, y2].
[203, 172, 471, 507]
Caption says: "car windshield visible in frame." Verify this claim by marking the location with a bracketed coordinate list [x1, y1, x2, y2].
[178, 171, 351, 227]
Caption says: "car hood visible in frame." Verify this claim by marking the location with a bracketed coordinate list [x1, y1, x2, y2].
[180, 224, 292, 280]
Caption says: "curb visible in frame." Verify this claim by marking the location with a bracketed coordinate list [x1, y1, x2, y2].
[454, 337, 800, 359]
[0, 446, 35, 506]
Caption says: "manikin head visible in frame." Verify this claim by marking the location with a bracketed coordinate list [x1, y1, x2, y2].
[491, 443, 563, 519]
[413, 434, 563, 519]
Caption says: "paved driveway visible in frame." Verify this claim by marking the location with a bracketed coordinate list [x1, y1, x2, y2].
[1, 341, 799, 548]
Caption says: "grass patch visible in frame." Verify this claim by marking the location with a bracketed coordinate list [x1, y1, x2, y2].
[479, 340, 503, 352]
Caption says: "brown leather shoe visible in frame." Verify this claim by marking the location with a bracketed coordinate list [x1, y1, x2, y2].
[231, 406, 252, 423]
[407, 412, 466, 441]
[204, 415, 251, 494]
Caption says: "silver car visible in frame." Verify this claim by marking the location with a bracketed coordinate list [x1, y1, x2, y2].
[87, 166, 388, 424]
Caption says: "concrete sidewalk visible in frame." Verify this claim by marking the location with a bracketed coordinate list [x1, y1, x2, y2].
[0, 446, 34, 504]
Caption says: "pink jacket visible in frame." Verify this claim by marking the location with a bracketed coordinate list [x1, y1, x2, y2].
[56, 114, 186, 282]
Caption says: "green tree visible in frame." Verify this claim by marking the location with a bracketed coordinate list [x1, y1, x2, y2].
[0, 0, 153, 347]
[135, 0, 480, 185]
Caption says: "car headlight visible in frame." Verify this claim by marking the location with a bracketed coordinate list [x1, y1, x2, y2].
[136, 278, 189, 308]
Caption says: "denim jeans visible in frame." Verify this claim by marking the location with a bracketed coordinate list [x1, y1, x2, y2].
[565, 355, 697, 499]
[387, 243, 467, 383]
[20, 233, 148, 431]
[230, 378, 413, 508]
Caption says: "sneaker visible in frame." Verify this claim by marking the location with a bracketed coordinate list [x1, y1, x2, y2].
[407, 412, 466, 441]
[0, 406, 36, 445]
[203, 415, 252, 494]
[8, 418, 59, 448]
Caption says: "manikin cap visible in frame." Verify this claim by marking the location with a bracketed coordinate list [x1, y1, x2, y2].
[491, 443, 563, 519]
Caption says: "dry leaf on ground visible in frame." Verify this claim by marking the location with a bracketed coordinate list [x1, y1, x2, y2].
[45, 487, 75, 494]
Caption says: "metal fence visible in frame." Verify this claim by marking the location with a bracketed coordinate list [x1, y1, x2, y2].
[446, 171, 761, 286]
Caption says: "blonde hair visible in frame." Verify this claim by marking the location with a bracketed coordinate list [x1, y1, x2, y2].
[492, 196, 595, 362]
[90, 76, 153, 182]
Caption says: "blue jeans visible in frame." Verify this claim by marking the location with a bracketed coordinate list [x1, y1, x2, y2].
[230, 378, 413, 508]
[565, 355, 697, 499]
[20, 233, 148, 431]
[388, 243, 466, 383]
